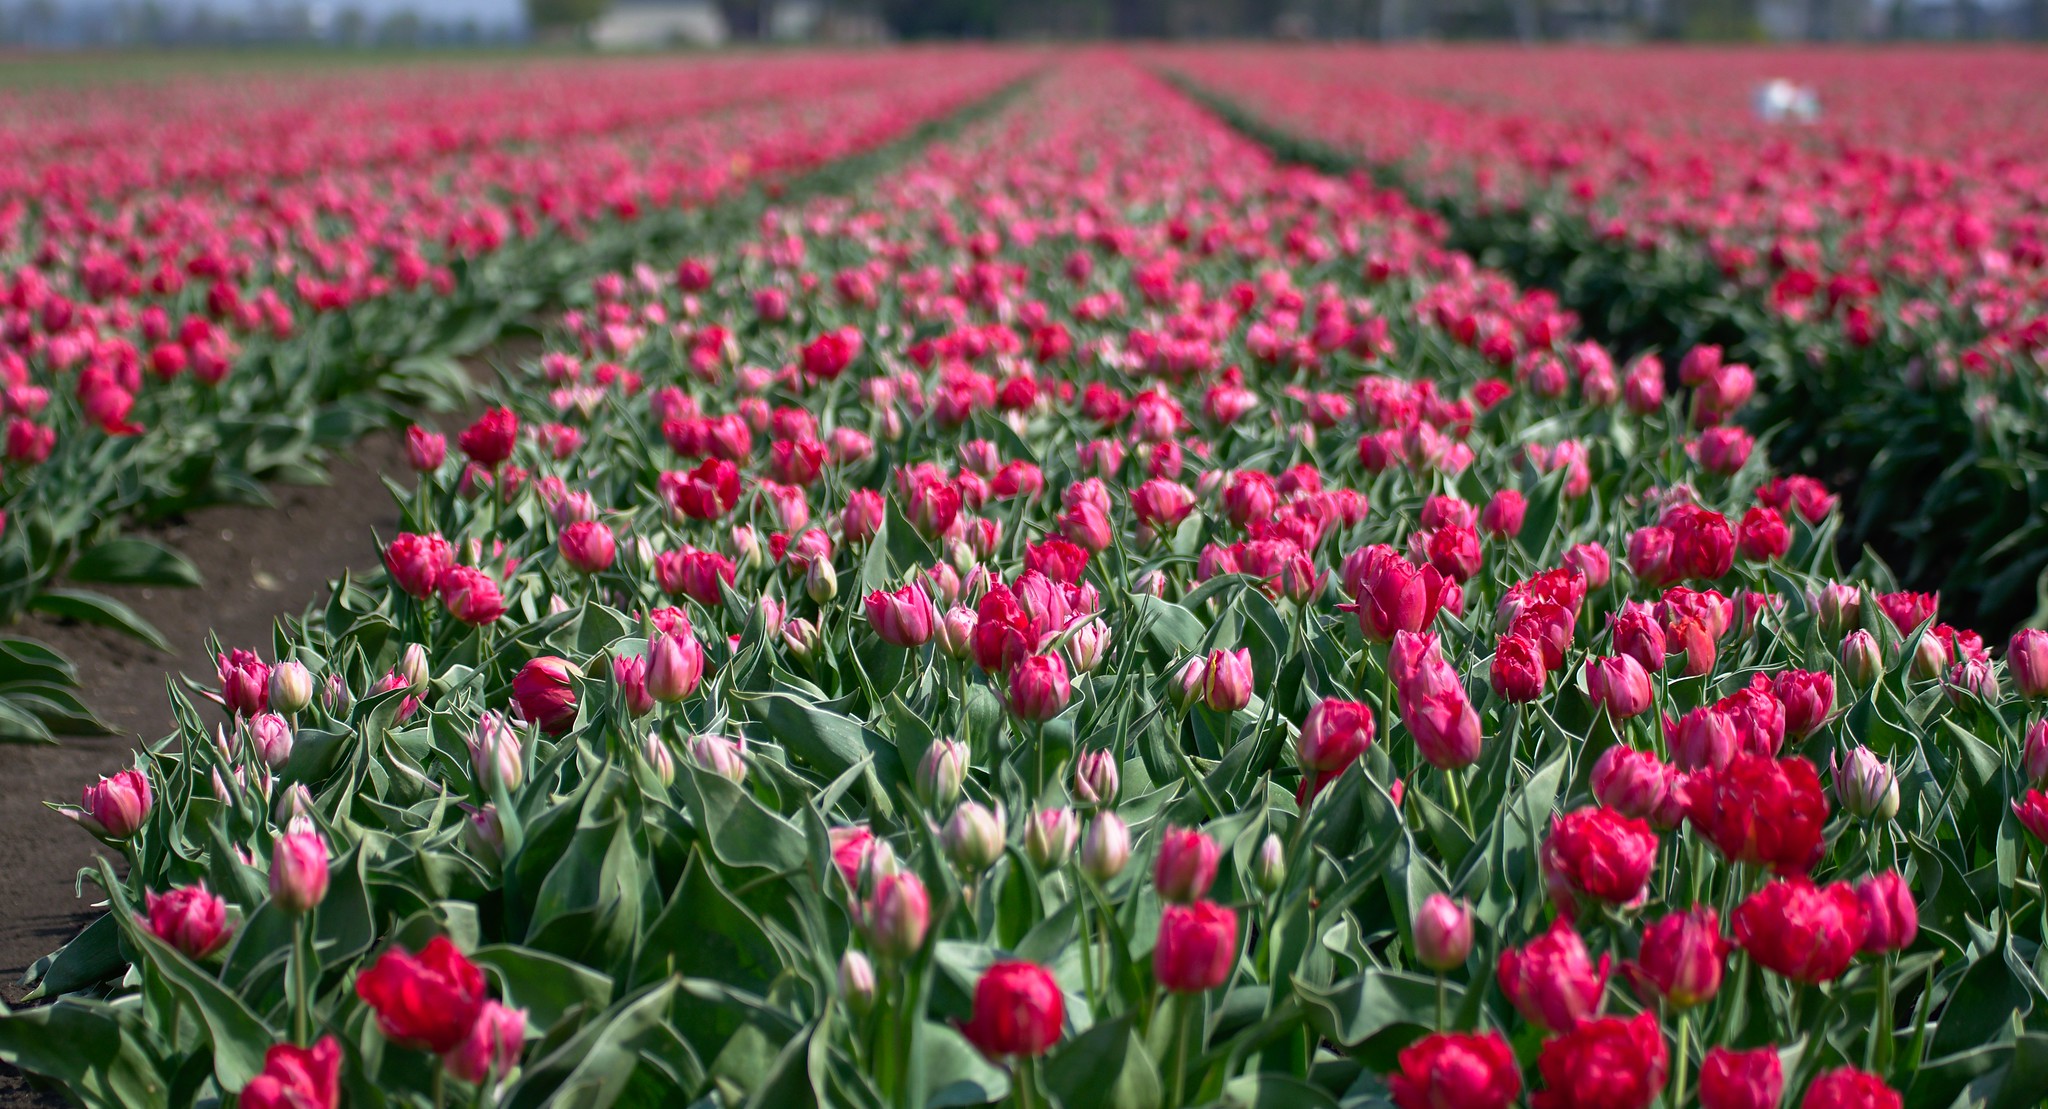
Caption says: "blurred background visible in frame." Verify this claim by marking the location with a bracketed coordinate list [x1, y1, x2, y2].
[3, 0, 2045, 50]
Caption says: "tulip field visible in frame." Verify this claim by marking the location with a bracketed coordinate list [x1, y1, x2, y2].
[3, 44, 2048, 1109]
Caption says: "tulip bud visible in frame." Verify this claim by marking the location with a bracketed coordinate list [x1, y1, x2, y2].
[782, 617, 821, 661]
[1202, 648, 1254, 713]
[1154, 825, 1220, 903]
[1840, 629, 1884, 686]
[71, 769, 153, 840]
[270, 831, 330, 914]
[944, 801, 1006, 875]
[935, 605, 976, 659]
[1818, 583, 1861, 635]
[467, 711, 523, 792]
[642, 735, 677, 788]
[688, 735, 747, 784]
[1252, 833, 1286, 894]
[1832, 746, 1899, 822]
[463, 804, 505, 863]
[269, 661, 314, 715]
[399, 643, 430, 693]
[646, 632, 705, 703]
[2024, 719, 2048, 786]
[323, 673, 354, 716]
[247, 712, 294, 769]
[1412, 893, 1473, 971]
[865, 872, 930, 962]
[1066, 620, 1112, 674]
[916, 739, 968, 808]
[839, 950, 877, 1014]
[1080, 811, 1131, 882]
[1024, 807, 1079, 870]
[805, 558, 838, 603]
[2012, 630, 2048, 698]
[275, 783, 314, 824]
[1912, 633, 1950, 681]
[1071, 749, 1120, 807]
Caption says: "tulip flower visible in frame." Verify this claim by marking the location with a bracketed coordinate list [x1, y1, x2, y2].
[1024, 807, 1079, 869]
[1697, 1047, 1783, 1109]
[559, 520, 616, 574]
[1154, 825, 1220, 903]
[944, 802, 1006, 876]
[1733, 878, 1865, 984]
[239, 1037, 342, 1109]
[864, 872, 930, 961]
[1071, 749, 1120, 807]
[1007, 653, 1071, 722]
[511, 656, 580, 735]
[1541, 806, 1658, 916]
[1530, 1013, 1666, 1109]
[1688, 754, 1828, 874]
[271, 831, 330, 915]
[1387, 1032, 1521, 1109]
[218, 649, 271, 717]
[1154, 900, 1238, 993]
[1412, 894, 1473, 972]
[839, 950, 877, 1014]
[1497, 918, 1609, 1034]
[1855, 871, 1918, 953]
[443, 1000, 526, 1086]
[143, 884, 232, 960]
[269, 661, 314, 715]
[71, 768, 153, 840]
[864, 582, 938, 648]
[917, 738, 969, 807]
[1080, 812, 1131, 881]
[1297, 698, 1375, 799]
[961, 961, 1063, 1059]
[1801, 1067, 1903, 1109]
[1585, 654, 1653, 719]
[355, 937, 487, 1053]
[1624, 907, 1727, 1008]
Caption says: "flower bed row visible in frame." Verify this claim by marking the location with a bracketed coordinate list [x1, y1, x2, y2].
[0, 51, 1031, 740]
[1157, 46, 2048, 635]
[3, 55, 2042, 1109]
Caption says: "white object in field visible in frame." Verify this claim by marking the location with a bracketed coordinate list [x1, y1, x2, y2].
[1753, 79, 1821, 124]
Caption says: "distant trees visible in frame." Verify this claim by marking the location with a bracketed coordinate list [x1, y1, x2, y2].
[527, 0, 613, 33]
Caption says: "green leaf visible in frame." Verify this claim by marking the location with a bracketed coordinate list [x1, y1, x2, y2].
[922, 1021, 1012, 1107]
[1217, 1074, 1341, 1109]
[1041, 1014, 1161, 1109]
[472, 945, 616, 1032]
[29, 589, 171, 653]
[674, 762, 808, 873]
[99, 860, 271, 1091]
[19, 913, 121, 1000]
[0, 997, 168, 1109]
[67, 538, 202, 588]
[1295, 970, 1450, 1049]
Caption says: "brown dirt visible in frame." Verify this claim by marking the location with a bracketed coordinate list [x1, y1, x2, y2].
[0, 431, 411, 1105]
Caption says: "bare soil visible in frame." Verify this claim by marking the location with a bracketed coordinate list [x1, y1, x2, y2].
[0, 432, 410, 1105]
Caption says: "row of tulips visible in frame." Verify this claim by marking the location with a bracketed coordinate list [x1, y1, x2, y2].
[1157, 46, 2048, 635]
[4, 54, 2044, 1109]
[0, 51, 1031, 740]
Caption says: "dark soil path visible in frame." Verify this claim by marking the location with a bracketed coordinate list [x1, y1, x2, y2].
[0, 432, 410, 1104]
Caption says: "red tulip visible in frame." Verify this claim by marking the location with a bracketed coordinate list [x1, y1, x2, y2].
[864, 582, 938, 648]
[1773, 669, 1834, 738]
[1154, 900, 1238, 993]
[511, 656, 580, 735]
[238, 1036, 342, 1109]
[1737, 505, 1789, 562]
[2010, 629, 2048, 698]
[1007, 653, 1071, 722]
[1387, 1032, 1521, 1109]
[143, 884, 232, 960]
[354, 937, 487, 1053]
[1664, 505, 1734, 581]
[1412, 894, 1473, 972]
[961, 960, 1063, 1059]
[1734, 878, 1865, 984]
[1497, 917, 1609, 1034]
[865, 872, 930, 962]
[1800, 1068, 1902, 1109]
[1542, 806, 1658, 916]
[1590, 746, 1673, 822]
[405, 425, 447, 471]
[1624, 906, 1727, 1008]
[1530, 1013, 1667, 1109]
[219, 649, 272, 717]
[438, 566, 507, 627]
[1688, 754, 1828, 874]
[2015, 789, 2048, 843]
[1855, 871, 1918, 953]
[457, 407, 518, 468]
[1298, 698, 1375, 797]
[1490, 633, 1547, 703]
[559, 521, 616, 574]
[73, 768, 153, 839]
[1609, 602, 1666, 673]
[1585, 654, 1653, 719]
[1481, 489, 1527, 538]
[271, 831, 330, 915]
[443, 1000, 525, 1086]
[1697, 1046, 1783, 1109]
[385, 533, 455, 598]
[1344, 545, 1446, 641]
[1154, 825, 1220, 903]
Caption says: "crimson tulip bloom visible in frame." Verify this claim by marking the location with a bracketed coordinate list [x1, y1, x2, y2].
[1154, 900, 1238, 993]
[443, 1001, 526, 1086]
[1297, 698, 1374, 798]
[1497, 917, 1609, 1034]
[1490, 633, 1546, 703]
[1855, 871, 1919, 953]
[143, 884, 232, 960]
[559, 521, 616, 574]
[1800, 1067, 1902, 1109]
[1007, 653, 1071, 722]
[438, 566, 507, 627]
[1585, 654, 1653, 719]
[1541, 806, 1658, 916]
[457, 407, 517, 468]
[240, 1036, 342, 1109]
[961, 961, 1063, 1059]
[1412, 894, 1473, 972]
[1624, 906, 1727, 1008]
[511, 656, 580, 735]
[1698, 1046, 1783, 1109]
[1530, 1013, 1666, 1109]
[864, 582, 938, 648]
[1734, 878, 1865, 984]
[1687, 754, 1829, 874]
[1154, 825, 1220, 903]
[385, 533, 455, 599]
[355, 937, 487, 1053]
[72, 768, 153, 839]
[1387, 1032, 1521, 1109]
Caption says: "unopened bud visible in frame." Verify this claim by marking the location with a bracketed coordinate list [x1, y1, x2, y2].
[268, 661, 313, 715]
[1252, 833, 1286, 894]
[943, 801, 1006, 876]
[917, 739, 968, 808]
[1079, 811, 1131, 882]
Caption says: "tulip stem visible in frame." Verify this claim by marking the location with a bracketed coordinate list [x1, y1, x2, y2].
[290, 915, 311, 1045]
[1868, 956, 1893, 1072]
[1670, 1009, 1690, 1109]
[1434, 972, 1448, 1030]
[1172, 996, 1195, 1107]
[432, 1059, 446, 1109]
[1012, 1056, 1037, 1109]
